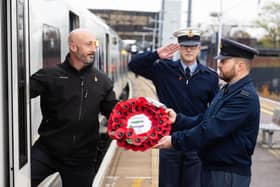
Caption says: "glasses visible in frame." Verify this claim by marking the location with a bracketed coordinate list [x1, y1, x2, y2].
[86, 40, 99, 48]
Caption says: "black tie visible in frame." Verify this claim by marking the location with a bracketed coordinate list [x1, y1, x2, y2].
[185, 67, 191, 80]
[222, 84, 229, 96]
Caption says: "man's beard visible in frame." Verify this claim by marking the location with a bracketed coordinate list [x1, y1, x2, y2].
[76, 47, 95, 65]
[83, 55, 95, 65]
[219, 68, 236, 83]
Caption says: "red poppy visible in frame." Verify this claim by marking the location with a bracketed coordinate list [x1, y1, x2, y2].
[107, 97, 172, 151]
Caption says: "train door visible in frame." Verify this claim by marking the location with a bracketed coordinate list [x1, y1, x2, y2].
[6, 0, 31, 186]
[105, 33, 110, 76]
[0, 1, 9, 187]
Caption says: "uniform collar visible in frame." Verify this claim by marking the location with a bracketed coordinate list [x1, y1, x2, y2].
[180, 60, 198, 75]
[226, 75, 252, 94]
[170, 59, 211, 74]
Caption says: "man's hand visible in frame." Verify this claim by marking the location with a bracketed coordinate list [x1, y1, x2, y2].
[153, 136, 172, 149]
[157, 44, 180, 59]
[166, 108, 176, 124]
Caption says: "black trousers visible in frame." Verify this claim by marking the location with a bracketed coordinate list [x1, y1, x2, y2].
[159, 148, 201, 187]
[201, 168, 250, 187]
[31, 143, 96, 187]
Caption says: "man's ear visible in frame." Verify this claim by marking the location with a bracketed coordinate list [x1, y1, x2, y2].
[238, 59, 246, 69]
[69, 43, 77, 52]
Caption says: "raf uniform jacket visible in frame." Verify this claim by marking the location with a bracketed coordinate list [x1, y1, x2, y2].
[128, 51, 219, 125]
[30, 54, 117, 159]
[172, 75, 260, 176]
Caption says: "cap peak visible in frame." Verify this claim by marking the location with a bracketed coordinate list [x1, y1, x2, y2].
[215, 38, 258, 60]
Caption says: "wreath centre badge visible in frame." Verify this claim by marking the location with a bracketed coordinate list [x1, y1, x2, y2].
[127, 114, 152, 135]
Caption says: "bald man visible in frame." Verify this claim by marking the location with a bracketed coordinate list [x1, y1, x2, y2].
[30, 29, 118, 187]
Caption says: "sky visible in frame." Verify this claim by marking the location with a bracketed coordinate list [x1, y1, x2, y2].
[70, 0, 280, 26]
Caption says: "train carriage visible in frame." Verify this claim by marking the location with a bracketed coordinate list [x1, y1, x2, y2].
[0, 0, 129, 186]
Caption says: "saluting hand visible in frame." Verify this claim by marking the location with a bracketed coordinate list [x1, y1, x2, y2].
[157, 43, 180, 59]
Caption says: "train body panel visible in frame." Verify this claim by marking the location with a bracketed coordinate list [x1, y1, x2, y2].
[1, 0, 129, 186]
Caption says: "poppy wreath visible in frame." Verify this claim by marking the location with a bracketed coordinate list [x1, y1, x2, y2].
[107, 97, 172, 151]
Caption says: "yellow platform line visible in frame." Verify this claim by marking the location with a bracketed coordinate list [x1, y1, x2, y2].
[261, 108, 273, 115]
[260, 101, 280, 160]
[268, 149, 280, 160]
[260, 98, 280, 115]
[261, 104, 274, 111]
[131, 178, 144, 187]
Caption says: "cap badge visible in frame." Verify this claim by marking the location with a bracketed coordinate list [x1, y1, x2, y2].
[186, 29, 193, 37]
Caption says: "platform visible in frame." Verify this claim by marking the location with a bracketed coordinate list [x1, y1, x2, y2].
[101, 74, 159, 187]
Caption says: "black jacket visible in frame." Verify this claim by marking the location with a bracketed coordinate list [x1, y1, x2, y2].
[30, 55, 117, 159]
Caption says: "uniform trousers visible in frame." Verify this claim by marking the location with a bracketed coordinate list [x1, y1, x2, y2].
[201, 167, 251, 187]
[159, 148, 201, 187]
[31, 143, 96, 187]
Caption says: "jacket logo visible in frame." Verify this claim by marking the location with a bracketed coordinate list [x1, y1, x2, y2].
[59, 76, 69, 79]
[93, 75, 98, 82]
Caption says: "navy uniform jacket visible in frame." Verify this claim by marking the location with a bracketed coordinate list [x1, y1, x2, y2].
[128, 51, 219, 122]
[172, 75, 260, 176]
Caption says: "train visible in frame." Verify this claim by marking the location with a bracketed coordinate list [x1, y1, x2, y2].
[0, 0, 130, 186]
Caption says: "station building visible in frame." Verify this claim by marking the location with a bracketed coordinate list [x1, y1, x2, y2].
[89, 9, 160, 51]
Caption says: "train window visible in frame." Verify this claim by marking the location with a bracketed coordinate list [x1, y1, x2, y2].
[69, 11, 80, 31]
[42, 24, 61, 68]
[100, 46, 104, 72]
[94, 45, 105, 72]
[16, 0, 28, 169]
[93, 47, 99, 69]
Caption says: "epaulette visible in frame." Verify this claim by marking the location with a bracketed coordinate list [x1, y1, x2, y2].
[208, 66, 217, 73]
[240, 90, 250, 97]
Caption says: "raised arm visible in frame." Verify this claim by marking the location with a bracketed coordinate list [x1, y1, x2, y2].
[157, 43, 180, 59]
[128, 44, 179, 80]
